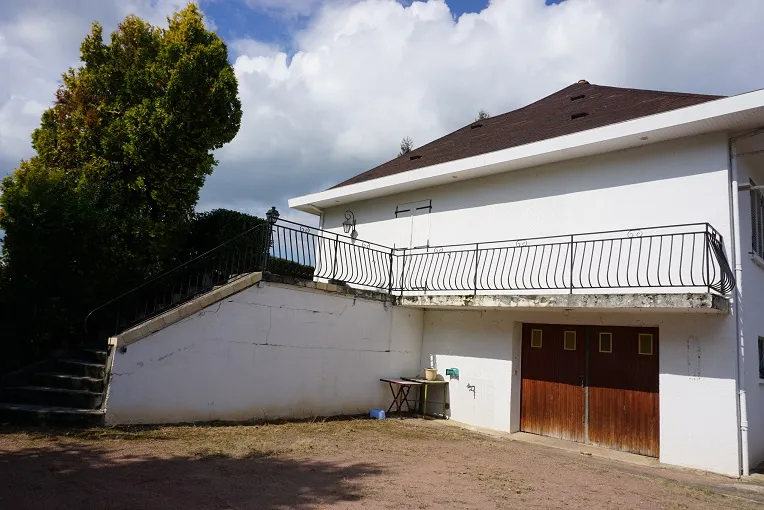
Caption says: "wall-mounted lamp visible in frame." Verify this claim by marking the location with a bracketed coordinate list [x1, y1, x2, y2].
[342, 210, 357, 237]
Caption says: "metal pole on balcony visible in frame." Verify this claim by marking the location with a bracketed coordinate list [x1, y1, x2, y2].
[332, 233, 339, 281]
[387, 249, 394, 295]
[569, 234, 574, 294]
[705, 226, 711, 294]
[473, 243, 479, 295]
[400, 248, 406, 297]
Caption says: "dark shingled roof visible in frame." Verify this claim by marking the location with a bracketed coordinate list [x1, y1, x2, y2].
[332, 82, 723, 189]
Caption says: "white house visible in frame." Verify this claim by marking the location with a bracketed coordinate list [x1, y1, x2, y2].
[286, 81, 764, 477]
[98, 80, 764, 479]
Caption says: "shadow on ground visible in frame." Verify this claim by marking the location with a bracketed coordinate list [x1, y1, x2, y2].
[0, 438, 382, 509]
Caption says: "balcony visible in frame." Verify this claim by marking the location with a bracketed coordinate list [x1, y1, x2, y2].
[270, 220, 734, 314]
[86, 218, 736, 342]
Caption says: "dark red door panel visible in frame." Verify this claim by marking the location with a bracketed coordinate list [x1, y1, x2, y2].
[521, 324, 586, 443]
[588, 326, 659, 457]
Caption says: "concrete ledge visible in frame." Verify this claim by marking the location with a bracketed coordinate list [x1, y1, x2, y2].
[115, 273, 264, 347]
[261, 272, 393, 304]
[395, 292, 730, 314]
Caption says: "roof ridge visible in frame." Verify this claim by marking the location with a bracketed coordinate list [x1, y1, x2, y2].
[586, 82, 724, 100]
[330, 82, 725, 190]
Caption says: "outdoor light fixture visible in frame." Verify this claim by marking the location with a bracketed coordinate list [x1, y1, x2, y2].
[266, 206, 280, 225]
[342, 210, 357, 237]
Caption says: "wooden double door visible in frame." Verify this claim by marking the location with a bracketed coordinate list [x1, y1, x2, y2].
[520, 323, 659, 457]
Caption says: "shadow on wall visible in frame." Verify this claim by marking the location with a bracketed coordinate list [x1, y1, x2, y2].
[0, 433, 382, 509]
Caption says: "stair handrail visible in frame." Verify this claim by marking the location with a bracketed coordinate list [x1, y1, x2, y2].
[84, 222, 270, 335]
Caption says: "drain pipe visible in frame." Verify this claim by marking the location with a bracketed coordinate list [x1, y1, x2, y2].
[729, 135, 749, 477]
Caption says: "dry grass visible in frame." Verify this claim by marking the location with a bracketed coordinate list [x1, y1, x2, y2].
[1, 418, 763, 510]
[1, 417, 490, 459]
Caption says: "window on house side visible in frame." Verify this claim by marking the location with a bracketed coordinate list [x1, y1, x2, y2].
[638, 334, 654, 356]
[531, 329, 542, 348]
[599, 332, 612, 353]
[751, 182, 764, 260]
[564, 331, 576, 350]
[759, 337, 764, 380]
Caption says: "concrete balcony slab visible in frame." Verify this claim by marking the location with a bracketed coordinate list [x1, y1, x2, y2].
[395, 292, 729, 314]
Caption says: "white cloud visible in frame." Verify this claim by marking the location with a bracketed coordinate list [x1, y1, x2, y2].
[2, 0, 764, 223]
[206, 0, 764, 216]
[242, 0, 361, 18]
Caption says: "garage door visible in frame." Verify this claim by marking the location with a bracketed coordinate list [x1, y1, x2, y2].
[520, 323, 659, 457]
[520, 324, 586, 442]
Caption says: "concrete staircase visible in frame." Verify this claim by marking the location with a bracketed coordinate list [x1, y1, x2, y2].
[0, 347, 111, 427]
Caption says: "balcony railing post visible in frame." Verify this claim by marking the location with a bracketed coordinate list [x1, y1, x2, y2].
[387, 248, 394, 295]
[262, 224, 273, 272]
[332, 233, 339, 281]
[473, 243, 479, 295]
[400, 248, 406, 297]
[706, 227, 713, 294]
[569, 234, 574, 294]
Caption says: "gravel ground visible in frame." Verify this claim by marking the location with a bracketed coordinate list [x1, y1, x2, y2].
[1, 417, 763, 509]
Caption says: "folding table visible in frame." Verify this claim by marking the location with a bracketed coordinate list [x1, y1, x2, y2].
[380, 378, 422, 414]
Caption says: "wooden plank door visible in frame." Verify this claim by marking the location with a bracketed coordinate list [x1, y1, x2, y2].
[520, 324, 586, 442]
[588, 326, 660, 457]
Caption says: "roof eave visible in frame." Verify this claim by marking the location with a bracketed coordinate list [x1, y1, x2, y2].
[289, 89, 764, 215]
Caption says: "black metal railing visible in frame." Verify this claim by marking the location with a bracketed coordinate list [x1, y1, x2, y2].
[270, 219, 394, 289]
[392, 223, 735, 296]
[85, 211, 735, 341]
[84, 222, 272, 340]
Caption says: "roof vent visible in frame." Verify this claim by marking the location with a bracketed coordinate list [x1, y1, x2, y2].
[471, 123, 483, 129]
[570, 112, 589, 120]
[409, 154, 422, 160]
[570, 94, 586, 101]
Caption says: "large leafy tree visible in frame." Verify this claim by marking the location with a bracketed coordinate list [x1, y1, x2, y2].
[0, 4, 242, 362]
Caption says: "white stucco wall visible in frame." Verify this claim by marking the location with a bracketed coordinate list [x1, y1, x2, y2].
[320, 134, 733, 295]
[106, 282, 423, 424]
[419, 310, 519, 431]
[737, 153, 764, 470]
[419, 308, 740, 476]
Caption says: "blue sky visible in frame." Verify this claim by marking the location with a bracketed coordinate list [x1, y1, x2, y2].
[202, 0, 498, 50]
[203, 1, 564, 50]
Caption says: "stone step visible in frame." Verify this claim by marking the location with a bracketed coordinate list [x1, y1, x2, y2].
[0, 386, 104, 410]
[0, 403, 104, 427]
[74, 348, 109, 364]
[34, 373, 105, 393]
[46, 359, 106, 379]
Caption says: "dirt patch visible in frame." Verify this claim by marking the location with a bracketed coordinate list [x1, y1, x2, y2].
[0, 418, 762, 509]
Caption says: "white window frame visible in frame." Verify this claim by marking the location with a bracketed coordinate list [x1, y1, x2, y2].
[750, 181, 764, 263]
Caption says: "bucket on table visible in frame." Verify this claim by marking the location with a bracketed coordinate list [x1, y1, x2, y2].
[424, 368, 437, 381]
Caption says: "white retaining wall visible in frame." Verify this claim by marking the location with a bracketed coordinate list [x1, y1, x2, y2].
[106, 282, 423, 424]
